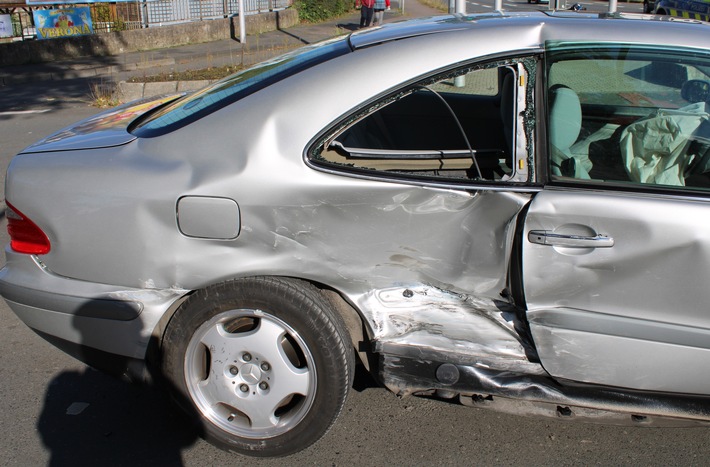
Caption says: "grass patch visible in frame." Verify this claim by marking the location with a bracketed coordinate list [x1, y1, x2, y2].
[128, 64, 245, 83]
[420, 0, 448, 11]
[89, 81, 121, 108]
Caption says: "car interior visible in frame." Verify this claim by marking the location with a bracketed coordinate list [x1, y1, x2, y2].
[318, 65, 517, 182]
[548, 53, 710, 190]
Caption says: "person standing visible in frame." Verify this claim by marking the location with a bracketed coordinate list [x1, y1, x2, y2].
[357, 0, 375, 28]
[373, 0, 390, 26]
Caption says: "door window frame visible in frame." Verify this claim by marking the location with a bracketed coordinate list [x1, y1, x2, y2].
[543, 41, 710, 197]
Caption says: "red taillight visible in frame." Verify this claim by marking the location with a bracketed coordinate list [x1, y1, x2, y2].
[6, 201, 51, 255]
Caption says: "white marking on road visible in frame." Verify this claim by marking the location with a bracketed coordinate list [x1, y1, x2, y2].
[0, 109, 51, 115]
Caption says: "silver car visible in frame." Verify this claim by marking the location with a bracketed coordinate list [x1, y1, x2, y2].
[4, 10, 710, 457]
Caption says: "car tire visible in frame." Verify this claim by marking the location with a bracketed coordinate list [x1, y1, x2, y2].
[160, 276, 354, 457]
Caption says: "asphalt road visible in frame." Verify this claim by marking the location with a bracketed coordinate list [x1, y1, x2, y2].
[3, 3, 710, 465]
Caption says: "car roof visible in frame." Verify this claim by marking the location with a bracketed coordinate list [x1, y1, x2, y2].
[349, 11, 710, 51]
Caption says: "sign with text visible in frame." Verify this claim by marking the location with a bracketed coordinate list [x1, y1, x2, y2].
[33, 8, 94, 40]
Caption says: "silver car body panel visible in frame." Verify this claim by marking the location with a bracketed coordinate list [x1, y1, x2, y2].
[524, 188, 710, 394]
[0, 248, 186, 359]
[20, 94, 182, 154]
[4, 12, 710, 400]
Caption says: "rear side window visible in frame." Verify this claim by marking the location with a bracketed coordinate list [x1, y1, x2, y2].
[131, 36, 351, 137]
[309, 58, 535, 187]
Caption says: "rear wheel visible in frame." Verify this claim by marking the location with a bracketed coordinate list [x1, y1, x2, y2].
[161, 277, 354, 457]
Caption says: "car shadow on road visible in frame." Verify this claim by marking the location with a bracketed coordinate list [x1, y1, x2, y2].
[353, 362, 380, 392]
[36, 296, 208, 466]
[37, 367, 198, 466]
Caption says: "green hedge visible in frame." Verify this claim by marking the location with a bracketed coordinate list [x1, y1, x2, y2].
[294, 0, 354, 23]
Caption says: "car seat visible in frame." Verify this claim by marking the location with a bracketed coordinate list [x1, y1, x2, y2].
[548, 84, 592, 179]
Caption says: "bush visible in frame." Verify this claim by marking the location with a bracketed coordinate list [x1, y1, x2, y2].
[294, 0, 353, 23]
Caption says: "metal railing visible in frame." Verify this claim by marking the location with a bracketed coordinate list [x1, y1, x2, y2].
[143, 0, 291, 27]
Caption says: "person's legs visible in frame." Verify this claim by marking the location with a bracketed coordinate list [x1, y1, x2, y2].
[360, 7, 368, 27]
[373, 9, 384, 25]
[363, 6, 374, 27]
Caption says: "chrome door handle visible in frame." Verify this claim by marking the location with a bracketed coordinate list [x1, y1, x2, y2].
[528, 230, 614, 248]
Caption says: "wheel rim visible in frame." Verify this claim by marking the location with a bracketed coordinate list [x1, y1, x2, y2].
[184, 309, 317, 439]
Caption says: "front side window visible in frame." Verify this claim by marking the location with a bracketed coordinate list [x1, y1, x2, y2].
[546, 43, 710, 191]
[309, 58, 535, 186]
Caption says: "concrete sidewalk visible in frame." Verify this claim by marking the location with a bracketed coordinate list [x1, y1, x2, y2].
[0, 0, 444, 98]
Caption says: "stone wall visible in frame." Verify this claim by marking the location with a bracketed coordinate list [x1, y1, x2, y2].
[0, 8, 298, 67]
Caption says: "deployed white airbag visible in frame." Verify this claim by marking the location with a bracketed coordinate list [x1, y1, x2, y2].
[621, 102, 709, 186]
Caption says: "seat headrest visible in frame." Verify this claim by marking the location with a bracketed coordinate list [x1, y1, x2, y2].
[549, 85, 582, 150]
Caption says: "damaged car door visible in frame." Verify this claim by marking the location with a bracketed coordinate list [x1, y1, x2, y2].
[523, 42, 710, 395]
